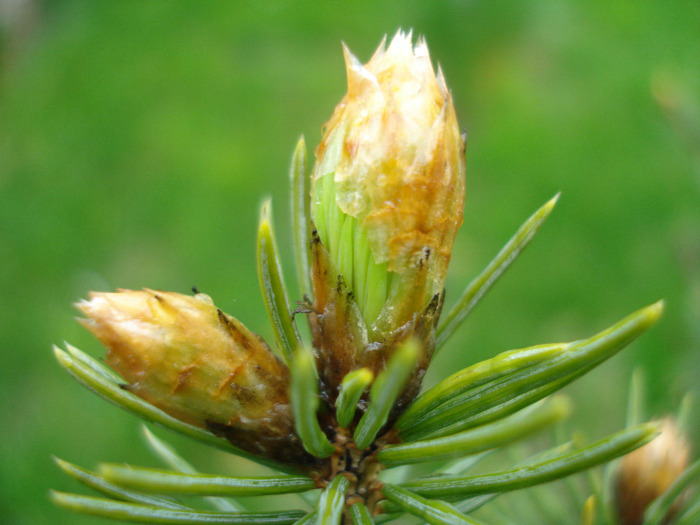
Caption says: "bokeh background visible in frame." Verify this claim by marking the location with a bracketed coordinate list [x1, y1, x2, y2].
[1, 1, 698, 523]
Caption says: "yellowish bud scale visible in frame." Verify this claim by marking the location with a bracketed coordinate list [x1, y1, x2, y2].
[77, 289, 310, 465]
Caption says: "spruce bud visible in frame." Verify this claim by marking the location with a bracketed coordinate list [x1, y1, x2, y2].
[308, 30, 465, 400]
[614, 417, 691, 525]
[77, 289, 310, 464]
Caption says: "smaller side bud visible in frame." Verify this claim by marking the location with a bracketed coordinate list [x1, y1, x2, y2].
[77, 289, 311, 465]
[614, 417, 691, 525]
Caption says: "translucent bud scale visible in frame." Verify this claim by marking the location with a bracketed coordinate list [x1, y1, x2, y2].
[311, 31, 465, 336]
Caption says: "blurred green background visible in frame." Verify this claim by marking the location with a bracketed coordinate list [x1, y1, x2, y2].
[1, 1, 698, 523]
